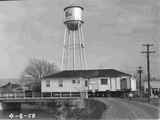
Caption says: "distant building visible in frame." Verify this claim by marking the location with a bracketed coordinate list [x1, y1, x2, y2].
[0, 82, 24, 98]
[0, 82, 23, 93]
[144, 79, 160, 97]
[41, 69, 136, 97]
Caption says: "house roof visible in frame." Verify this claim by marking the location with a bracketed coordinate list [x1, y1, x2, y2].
[43, 69, 131, 79]
[0, 82, 20, 88]
[0, 82, 23, 93]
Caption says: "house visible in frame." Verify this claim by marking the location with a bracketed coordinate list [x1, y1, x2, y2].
[0, 82, 23, 93]
[41, 69, 136, 97]
[0, 82, 24, 98]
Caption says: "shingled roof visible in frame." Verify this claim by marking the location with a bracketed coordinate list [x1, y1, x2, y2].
[43, 69, 131, 79]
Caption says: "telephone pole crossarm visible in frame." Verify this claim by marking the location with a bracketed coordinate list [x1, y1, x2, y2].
[142, 44, 154, 47]
[141, 51, 156, 54]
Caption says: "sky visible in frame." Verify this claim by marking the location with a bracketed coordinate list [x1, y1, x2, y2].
[0, 0, 159, 81]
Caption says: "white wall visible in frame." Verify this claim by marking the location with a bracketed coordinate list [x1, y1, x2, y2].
[41, 77, 88, 93]
[42, 76, 134, 93]
[116, 77, 121, 90]
[88, 77, 122, 92]
[111, 78, 116, 91]
[131, 77, 136, 91]
[98, 77, 110, 91]
[88, 78, 99, 92]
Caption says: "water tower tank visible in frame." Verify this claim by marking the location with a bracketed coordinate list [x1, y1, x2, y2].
[64, 6, 84, 31]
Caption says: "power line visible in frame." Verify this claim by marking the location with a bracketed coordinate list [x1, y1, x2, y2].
[141, 44, 155, 103]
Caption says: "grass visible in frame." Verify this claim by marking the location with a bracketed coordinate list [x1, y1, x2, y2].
[65, 99, 107, 120]
[27, 99, 107, 119]
[128, 97, 160, 107]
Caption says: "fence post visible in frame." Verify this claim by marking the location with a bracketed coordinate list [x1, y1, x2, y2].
[41, 93, 43, 98]
[70, 91, 72, 97]
[7, 93, 9, 99]
[14, 93, 16, 99]
[24, 91, 25, 99]
[60, 92, 62, 98]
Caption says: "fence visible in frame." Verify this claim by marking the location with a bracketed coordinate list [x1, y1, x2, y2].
[0, 91, 88, 99]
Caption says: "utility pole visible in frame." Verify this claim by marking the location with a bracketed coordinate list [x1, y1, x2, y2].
[137, 66, 143, 97]
[141, 44, 155, 103]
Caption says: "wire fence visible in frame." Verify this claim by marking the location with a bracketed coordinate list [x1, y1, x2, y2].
[0, 91, 88, 100]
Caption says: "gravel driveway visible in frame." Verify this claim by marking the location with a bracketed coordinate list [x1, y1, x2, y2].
[95, 97, 159, 120]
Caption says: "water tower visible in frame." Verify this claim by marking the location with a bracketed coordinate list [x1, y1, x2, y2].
[61, 6, 87, 70]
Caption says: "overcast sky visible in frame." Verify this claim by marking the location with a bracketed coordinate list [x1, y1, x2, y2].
[0, 0, 159, 80]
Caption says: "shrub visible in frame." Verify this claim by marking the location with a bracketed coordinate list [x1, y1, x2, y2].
[65, 99, 107, 120]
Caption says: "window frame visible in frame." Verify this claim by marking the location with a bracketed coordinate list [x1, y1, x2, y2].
[72, 80, 76, 84]
[58, 80, 63, 87]
[72, 80, 80, 84]
[85, 80, 88, 87]
[46, 80, 50, 87]
[101, 78, 108, 85]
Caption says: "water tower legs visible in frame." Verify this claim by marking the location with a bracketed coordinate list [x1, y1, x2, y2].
[62, 24, 87, 70]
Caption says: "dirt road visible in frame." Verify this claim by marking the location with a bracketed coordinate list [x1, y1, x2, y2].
[96, 98, 159, 120]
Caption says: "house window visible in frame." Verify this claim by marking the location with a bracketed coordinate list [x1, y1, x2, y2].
[46, 80, 50, 87]
[59, 80, 63, 87]
[101, 79, 108, 85]
[72, 80, 76, 84]
[85, 80, 88, 87]
[72, 80, 80, 84]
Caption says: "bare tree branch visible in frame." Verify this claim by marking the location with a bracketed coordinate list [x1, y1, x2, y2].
[21, 58, 60, 86]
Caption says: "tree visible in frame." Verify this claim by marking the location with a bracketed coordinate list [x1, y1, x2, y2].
[21, 58, 60, 92]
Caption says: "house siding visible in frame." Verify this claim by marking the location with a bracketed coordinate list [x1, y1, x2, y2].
[131, 77, 136, 91]
[41, 77, 88, 93]
[111, 78, 116, 91]
[116, 77, 121, 90]
[88, 77, 122, 92]
[41, 76, 135, 93]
